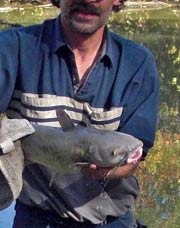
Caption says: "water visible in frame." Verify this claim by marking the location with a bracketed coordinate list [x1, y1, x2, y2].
[0, 4, 180, 228]
[110, 7, 180, 127]
[0, 203, 15, 228]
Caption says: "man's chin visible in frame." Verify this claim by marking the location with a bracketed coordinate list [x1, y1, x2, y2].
[70, 22, 100, 36]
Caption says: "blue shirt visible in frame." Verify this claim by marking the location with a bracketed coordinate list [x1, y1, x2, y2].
[0, 16, 159, 223]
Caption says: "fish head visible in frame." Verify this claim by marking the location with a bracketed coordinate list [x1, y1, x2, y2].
[77, 145, 123, 167]
[81, 129, 143, 167]
[56, 109, 143, 167]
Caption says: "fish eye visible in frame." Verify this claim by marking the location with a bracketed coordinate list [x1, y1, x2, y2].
[111, 151, 117, 156]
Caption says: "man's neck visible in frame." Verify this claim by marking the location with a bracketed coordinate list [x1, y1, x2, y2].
[63, 25, 104, 56]
[62, 22, 105, 80]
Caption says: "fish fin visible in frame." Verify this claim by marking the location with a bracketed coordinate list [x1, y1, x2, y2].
[56, 109, 75, 131]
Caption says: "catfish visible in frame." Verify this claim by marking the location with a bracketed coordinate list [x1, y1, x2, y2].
[0, 110, 143, 210]
[20, 110, 143, 171]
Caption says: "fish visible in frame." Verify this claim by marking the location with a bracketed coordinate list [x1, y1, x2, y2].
[21, 109, 143, 170]
[0, 110, 143, 210]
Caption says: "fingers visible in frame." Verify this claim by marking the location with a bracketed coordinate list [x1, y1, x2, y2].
[81, 163, 140, 179]
[81, 165, 111, 180]
[89, 163, 97, 169]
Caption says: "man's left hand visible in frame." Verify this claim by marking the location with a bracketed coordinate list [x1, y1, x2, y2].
[80, 163, 139, 180]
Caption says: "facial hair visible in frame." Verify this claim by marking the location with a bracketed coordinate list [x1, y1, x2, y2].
[60, 0, 112, 35]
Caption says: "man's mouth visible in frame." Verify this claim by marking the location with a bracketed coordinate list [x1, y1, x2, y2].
[74, 10, 98, 18]
[70, 3, 101, 17]
[70, 9, 100, 23]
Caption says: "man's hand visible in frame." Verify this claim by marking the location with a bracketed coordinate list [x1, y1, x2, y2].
[80, 162, 139, 180]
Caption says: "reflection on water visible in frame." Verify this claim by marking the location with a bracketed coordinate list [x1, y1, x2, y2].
[109, 7, 180, 127]
[0, 5, 59, 28]
[0, 5, 180, 228]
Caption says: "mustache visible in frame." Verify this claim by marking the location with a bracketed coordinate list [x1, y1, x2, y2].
[70, 2, 102, 16]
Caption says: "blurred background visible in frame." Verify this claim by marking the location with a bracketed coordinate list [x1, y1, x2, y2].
[0, 0, 180, 227]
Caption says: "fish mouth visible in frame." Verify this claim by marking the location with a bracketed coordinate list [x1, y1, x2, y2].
[127, 147, 143, 164]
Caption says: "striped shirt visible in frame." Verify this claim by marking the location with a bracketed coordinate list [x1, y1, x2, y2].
[0, 16, 159, 223]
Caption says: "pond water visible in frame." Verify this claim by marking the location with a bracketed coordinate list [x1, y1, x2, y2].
[0, 4, 180, 228]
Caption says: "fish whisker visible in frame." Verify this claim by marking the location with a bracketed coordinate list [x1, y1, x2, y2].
[137, 165, 146, 174]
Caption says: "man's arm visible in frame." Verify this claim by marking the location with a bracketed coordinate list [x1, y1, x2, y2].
[119, 51, 159, 158]
[81, 162, 139, 179]
[0, 30, 19, 113]
[82, 51, 159, 179]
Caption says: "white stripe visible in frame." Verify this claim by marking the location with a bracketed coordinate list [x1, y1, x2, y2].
[34, 122, 60, 127]
[9, 100, 83, 121]
[91, 122, 120, 131]
[8, 91, 123, 130]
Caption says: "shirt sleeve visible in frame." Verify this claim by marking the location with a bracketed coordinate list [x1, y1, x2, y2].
[119, 51, 159, 158]
[0, 29, 19, 113]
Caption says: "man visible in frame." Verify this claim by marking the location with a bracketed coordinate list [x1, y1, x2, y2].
[0, 0, 159, 227]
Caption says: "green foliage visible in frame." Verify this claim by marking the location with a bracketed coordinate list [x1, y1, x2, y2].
[135, 131, 180, 227]
[0, 5, 59, 28]
[109, 7, 180, 119]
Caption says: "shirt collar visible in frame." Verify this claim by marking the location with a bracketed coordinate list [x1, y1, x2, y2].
[105, 28, 117, 66]
[50, 16, 114, 66]
[100, 27, 114, 66]
[50, 15, 67, 53]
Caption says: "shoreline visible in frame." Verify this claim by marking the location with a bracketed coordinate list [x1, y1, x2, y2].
[0, 1, 175, 13]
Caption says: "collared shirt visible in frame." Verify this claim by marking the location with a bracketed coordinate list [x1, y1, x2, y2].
[64, 28, 107, 94]
[0, 16, 159, 223]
